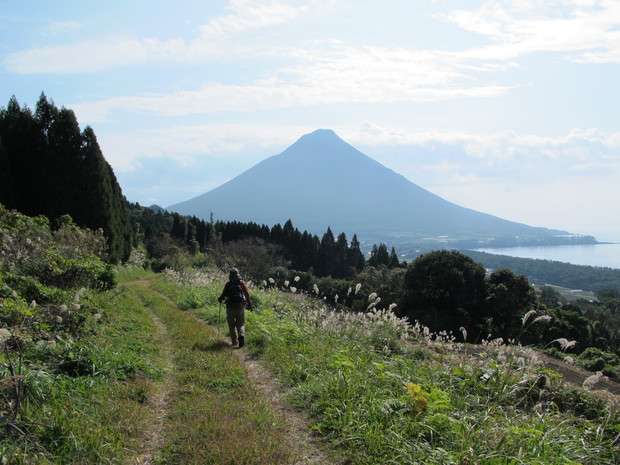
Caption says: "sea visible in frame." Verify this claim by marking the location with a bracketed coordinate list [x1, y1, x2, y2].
[473, 242, 620, 269]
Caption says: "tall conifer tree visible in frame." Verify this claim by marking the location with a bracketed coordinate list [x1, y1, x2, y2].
[0, 94, 132, 262]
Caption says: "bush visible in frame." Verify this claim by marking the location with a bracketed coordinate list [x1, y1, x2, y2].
[578, 347, 620, 378]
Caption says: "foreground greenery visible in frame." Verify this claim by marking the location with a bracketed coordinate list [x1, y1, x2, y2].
[2, 204, 620, 464]
[0, 206, 295, 463]
[0, 202, 159, 462]
[162, 267, 620, 465]
[3, 260, 620, 463]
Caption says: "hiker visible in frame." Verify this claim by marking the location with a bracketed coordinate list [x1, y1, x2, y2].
[218, 268, 253, 347]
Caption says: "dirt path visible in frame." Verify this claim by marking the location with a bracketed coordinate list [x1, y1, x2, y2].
[131, 278, 335, 465]
[537, 351, 620, 398]
[132, 312, 174, 465]
[239, 350, 332, 465]
[124, 280, 176, 465]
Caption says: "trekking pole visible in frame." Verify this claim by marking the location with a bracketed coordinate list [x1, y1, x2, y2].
[217, 301, 222, 338]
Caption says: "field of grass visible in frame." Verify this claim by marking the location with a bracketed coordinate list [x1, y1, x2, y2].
[1, 267, 296, 464]
[159, 267, 620, 465]
[0, 268, 166, 463]
[3, 265, 619, 464]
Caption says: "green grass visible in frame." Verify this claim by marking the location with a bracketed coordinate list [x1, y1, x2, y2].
[166, 269, 620, 465]
[127, 274, 294, 465]
[4, 266, 619, 464]
[0, 282, 167, 464]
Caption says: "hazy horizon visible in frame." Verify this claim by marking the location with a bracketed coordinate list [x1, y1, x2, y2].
[2, 1, 619, 240]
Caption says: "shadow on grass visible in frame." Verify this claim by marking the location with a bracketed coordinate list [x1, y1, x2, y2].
[192, 340, 231, 352]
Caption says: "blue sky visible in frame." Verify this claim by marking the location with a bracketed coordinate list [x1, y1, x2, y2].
[1, 0, 619, 240]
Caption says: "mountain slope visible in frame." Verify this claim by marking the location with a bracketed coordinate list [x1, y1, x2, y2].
[168, 129, 570, 245]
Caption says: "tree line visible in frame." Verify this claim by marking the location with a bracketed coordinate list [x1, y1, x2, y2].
[0, 94, 132, 263]
[128, 202, 402, 279]
[466, 250, 620, 293]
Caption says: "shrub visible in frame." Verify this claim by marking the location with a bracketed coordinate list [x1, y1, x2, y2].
[578, 347, 620, 377]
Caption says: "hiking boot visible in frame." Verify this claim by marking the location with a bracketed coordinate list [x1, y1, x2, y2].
[239, 336, 245, 348]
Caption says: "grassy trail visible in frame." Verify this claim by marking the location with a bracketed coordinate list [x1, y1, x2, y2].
[128, 280, 176, 464]
[122, 277, 330, 465]
[114, 270, 620, 465]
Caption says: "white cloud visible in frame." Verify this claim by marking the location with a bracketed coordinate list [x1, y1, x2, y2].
[343, 123, 620, 185]
[3, 1, 308, 74]
[74, 81, 511, 123]
[199, 0, 307, 38]
[99, 122, 308, 172]
[70, 40, 514, 122]
[441, 0, 620, 62]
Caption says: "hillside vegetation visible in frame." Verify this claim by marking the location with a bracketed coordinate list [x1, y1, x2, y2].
[2, 206, 620, 464]
[0, 94, 133, 263]
[465, 249, 620, 292]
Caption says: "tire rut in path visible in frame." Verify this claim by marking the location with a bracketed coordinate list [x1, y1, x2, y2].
[126, 281, 176, 465]
[136, 280, 335, 465]
[238, 349, 333, 465]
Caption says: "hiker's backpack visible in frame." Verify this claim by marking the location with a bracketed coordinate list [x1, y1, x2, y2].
[227, 280, 246, 304]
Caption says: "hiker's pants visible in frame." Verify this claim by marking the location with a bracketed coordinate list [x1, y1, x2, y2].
[226, 303, 245, 344]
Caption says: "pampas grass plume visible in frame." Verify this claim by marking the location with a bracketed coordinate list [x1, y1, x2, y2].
[522, 310, 537, 326]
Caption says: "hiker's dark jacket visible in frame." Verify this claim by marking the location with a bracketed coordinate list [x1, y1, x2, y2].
[218, 280, 253, 308]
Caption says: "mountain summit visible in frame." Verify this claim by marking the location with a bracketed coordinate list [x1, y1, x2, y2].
[168, 129, 571, 246]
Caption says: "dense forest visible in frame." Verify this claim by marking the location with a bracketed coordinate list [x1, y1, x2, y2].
[127, 202, 400, 278]
[0, 94, 133, 263]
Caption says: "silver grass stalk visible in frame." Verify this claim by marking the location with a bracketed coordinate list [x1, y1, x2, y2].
[551, 338, 577, 351]
[583, 371, 605, 389]
[522, 309, 537, 326]
[0, 328, 11, 345]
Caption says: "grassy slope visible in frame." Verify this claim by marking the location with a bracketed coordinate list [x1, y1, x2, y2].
[1, 268, 294, 464]
[1, 268, 165, 463]
[156, 268, 620, 465]
[5, 267, 619, 464]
